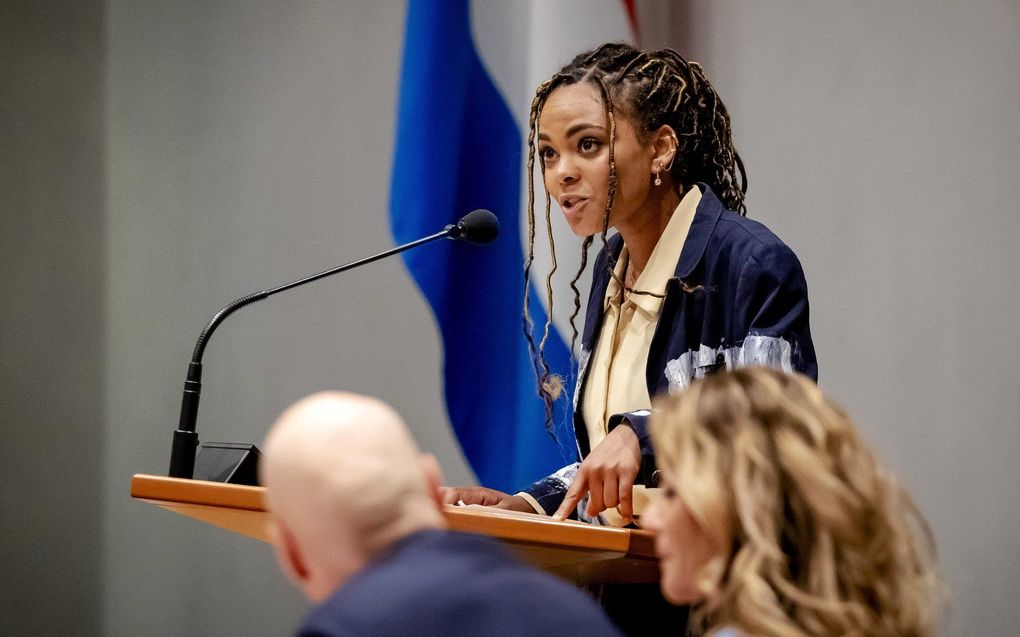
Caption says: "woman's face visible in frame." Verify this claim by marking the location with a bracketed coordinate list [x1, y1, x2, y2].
[537, 82, 657, 237]
[642, 469, 720, 605]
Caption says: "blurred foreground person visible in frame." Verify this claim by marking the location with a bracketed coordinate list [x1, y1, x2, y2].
[261, 391, 622, 637]
[645, 368, 941, 637]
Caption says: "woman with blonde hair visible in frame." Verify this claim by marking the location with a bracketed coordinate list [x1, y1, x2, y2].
[644, 367, 940, 636]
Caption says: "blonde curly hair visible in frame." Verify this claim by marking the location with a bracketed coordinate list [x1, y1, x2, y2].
[650, 368, 941, 637]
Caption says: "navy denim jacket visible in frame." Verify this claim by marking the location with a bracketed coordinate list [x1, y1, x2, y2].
[521, 185, 817, 517]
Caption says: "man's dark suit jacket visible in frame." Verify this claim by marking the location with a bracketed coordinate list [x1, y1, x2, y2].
[297, 529, 622, 636]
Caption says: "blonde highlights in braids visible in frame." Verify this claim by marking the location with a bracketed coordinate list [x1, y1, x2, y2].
[523, 43, 749, 432]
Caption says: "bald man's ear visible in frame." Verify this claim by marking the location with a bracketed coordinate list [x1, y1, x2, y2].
[268, 518, 311, 594]
[419, 453, 444, 509]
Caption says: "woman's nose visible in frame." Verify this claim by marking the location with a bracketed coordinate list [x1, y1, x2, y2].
[555, 156, 579, 184]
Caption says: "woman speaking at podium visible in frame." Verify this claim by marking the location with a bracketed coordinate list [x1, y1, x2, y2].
[442, 42, 817, 631]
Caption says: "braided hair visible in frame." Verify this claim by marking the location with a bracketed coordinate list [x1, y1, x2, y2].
[523, 43, 747, 434]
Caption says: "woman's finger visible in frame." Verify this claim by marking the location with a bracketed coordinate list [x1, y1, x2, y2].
[553, 471, 588, 520]
[586, 470, 606, 517]
[618, 470, 635, 521]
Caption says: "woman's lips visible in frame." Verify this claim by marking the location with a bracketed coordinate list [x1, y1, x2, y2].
[560, 196, 588, 213]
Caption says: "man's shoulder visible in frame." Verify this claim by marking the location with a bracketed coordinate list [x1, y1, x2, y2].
[301, 530, 620, 636]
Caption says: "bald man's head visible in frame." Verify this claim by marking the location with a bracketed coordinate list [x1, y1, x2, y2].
[261, 392, 445, 600]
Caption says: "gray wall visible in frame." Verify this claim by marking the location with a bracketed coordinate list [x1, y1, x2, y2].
[2, 1, 105, 634]
[2, 1, 1017, 635]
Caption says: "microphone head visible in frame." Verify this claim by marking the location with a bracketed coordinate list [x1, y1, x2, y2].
[452, 209, 500, 245]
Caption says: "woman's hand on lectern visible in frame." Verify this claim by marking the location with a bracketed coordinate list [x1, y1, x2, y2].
[438, 486, 535, 513]
[553, 424, 641, 522]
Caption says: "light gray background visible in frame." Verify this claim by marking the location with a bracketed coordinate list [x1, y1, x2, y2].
[3, 1, 1017, 635]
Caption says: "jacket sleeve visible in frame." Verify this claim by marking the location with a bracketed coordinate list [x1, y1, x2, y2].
[606, 410, 660, 487]
[734, 241, 817, 380]
[516, 463, 580, 516]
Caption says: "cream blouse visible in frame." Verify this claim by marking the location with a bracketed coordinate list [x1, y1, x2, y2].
[581, 186, 701, 526]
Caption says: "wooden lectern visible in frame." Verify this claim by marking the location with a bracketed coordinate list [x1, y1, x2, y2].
[131, 474, 659, 584]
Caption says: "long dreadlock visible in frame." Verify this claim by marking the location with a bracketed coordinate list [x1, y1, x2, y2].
[523, 43, 748, 434]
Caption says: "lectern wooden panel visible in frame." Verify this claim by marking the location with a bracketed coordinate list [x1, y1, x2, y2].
[131, 474, 659, 584]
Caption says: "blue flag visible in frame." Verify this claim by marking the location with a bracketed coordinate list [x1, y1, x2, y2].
[389, 0, 576, 492]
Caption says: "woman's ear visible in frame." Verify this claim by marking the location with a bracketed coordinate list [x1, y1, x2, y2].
[650, 124, 679, 176]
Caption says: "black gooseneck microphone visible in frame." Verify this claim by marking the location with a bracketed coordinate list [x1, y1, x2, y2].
[168, 209, 499, 479]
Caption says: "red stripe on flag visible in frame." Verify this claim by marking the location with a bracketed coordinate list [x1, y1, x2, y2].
[620, 0, 639, 41]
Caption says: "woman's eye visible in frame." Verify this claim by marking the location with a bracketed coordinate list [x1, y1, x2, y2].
[539, 147, 556, 161]
[579, 138, 601, 153]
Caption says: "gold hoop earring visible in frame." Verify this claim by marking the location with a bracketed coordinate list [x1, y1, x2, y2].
[654, 165, 662, 187]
